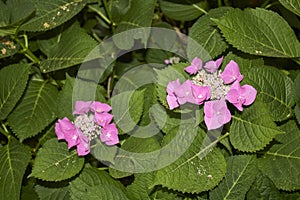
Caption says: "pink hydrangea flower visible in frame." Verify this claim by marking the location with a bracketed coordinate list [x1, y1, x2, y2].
[204, 99, 231, 130]
[220, 60, 243, 84]
[226, 81, 257, 111]
[55, 101, 119, 156]
[204, 56, 223, 73]
[166, 79, 181, 109]
[191, 84, 210, 105]
[185, 57, 202, 75]
[174, 80, 195, 105]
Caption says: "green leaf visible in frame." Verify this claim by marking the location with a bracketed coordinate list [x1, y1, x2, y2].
[111, 89, 144, 134]
[0, 37, 19, 58]
[213, 8, 300, 57]
[40, 23, 98, 73]
[113, 0, 156, 49]
[159, 0, 208, 21]
[21, 179, 39, 200]
[8, 80, 58, 141]
[244, 67, 295, 121]
[230, 101, 284, 152]
[187, 7, 231, 60]
[30, 138, 84, 182]
[259, 121, 300, 191]
[35, 185, 70, 200]
[294, 73, 300, 105]
[0, 64, 30, 120]
[295, 105, 300, 124]
[109, 0, 131, 23]
[210, 155, 258, 200]
[279, 0, 300, 17]
[127, 173, 154, 200]
[70, 167, 129, 200]
[153, 127, 226, 193]
[38, 125, 56, 147]
[20, 0, 87, 31]
[247, 172, 281, 200]
[0, 138, 31, 200]
[92, 139, 118, 165]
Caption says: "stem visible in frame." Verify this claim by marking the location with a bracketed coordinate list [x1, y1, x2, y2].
[14, 35, 40, 65]
[0, 122, 9, 137]
[97, 167, 109, 170]
[293, 58, 300, 65]
[102, 0, 112, 23]
[88, 5, 111, 25]
[218, 0, 222, 7]
[264, 2, 280, 9]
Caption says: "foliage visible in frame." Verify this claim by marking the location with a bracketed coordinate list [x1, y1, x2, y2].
[0, 0, 300, 199]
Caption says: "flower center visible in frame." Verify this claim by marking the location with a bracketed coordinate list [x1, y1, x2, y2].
[74, 113, 102, 140]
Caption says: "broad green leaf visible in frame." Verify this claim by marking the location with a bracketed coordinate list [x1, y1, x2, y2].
[20, 0, 87, 31]
[92, 139, 118, 165]
[210, 155, 258, 200]
[294, 73, 300, 105]
[0, 37, 19, 58]
[295, 105, 300, 124]
[35, 185, 70, 200]
[113, 0, 156, 49]
[188, 7, 231, 61]
[21, 180, 39, 200]
[38, 125, 56, 147]
[213, 8, 300, 57]
[0, 64, 30, 120]
[8, 80, 58, 141]
[109, 0, 131, 23]
[127, 173, 154, 200]
[111, 90, 144, 134]
[259, 121, 300, 191]
[230, 101, 284, 152]
[247, 172, 281, 200]
[70, 167, 129, 200]
[279, 0, 300, 17]
[159, 0, 208, 21]
[244, 67, 295, 121]
[0, 138, 31, 200]
[153, 126, 226, 193]
[30, 138, 84, 181]
[40, 24, 98, 73]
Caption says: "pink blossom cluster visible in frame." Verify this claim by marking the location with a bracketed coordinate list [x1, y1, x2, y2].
[166, 57, 257, 130]
[55, 101, 119, 156]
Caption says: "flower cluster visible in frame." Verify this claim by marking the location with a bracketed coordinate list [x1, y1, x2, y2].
[166, 57, 257, 130]
[55, 101, 119, 156]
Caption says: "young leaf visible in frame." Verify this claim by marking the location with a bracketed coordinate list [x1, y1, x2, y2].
[70, 167, 129, 199]
[259, 121, 300, 191]
[8, 80, 58, 141]
[244, 67, 295, 121]
[30, 138, 84, 182]
[187, 7, 231, 61]
[159, 0, 208, 21]
[230, 101, 284, 152]
[40, 23, 98, 73]
[20, 0, 87, 31]
[35, 185, 70, 200]
[0, 138, 31, 200]
[0, 64, 30, 120]
[279, 0, 300, 17]
[213, 8, 300, 57]
[210, 155, 258, 200]
[153, 126, 226, 194]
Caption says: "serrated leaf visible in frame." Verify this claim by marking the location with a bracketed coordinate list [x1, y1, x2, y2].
[126, 173, 154, 200]
[35, 185, 70, 200]
[259, 121, 300, 191]
[111, 90, 144, 134]
[0, 64, 30, 120]
[279, 0, 300, 17]
[213, 8, 300, 57]
[0, 138, 31, 200]
[159, 0, 207, 21]
[113, 0, 155, 49]
[0, 37, 19, 58]
[20, 0, 86, 32]
[210, 155, 258, 200]
[244, 67, 294, 121]
[40, 24, 97, 73]
[30, 138, 84, 181]
[153, 126, 226, 193]
[247, 172, 281, 200]
[70, 167, 129, 200]
[8, 80, 58, 141]
[230, 101, 284, 152]
[187, 7, 231, 61]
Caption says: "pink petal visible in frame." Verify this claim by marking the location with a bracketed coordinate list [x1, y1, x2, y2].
[64, 127, 82, 149]
[204, 56, 224, 73]
[174, 80, 194, 105]
[55, 117, 76, 140]
[184, 57, 203, 75]
[90, 102, 112, 113]
[220, 60, 243, 84]
[191, 84, 210, 105]
[73, 101, 92, 115]
[241, 85, 257, 106]
[101, 124, 119, 145]
[76, 133, 90, 156]
[94, 112, 114, 127]
[164, 59, 170, 65]
[167, 79, 181, 95]
[167, 94, 179, 110]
